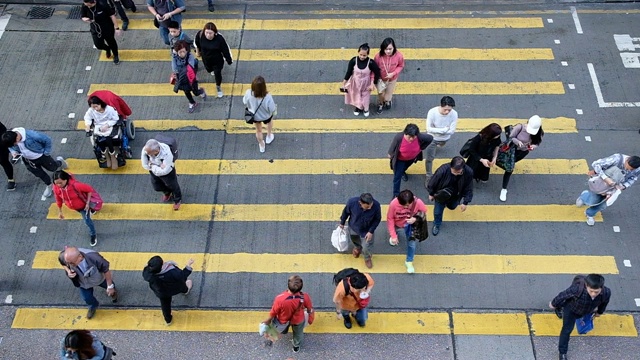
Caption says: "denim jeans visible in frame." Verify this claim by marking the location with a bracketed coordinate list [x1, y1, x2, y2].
[433, 198, 460, 226]
[159, 26, 170, 45]
[76, 210, 96, 236]
[79, 280, 108, 309]
[393, 159, 414, 197]
[579, 190, 607, 217]
[342, 307, 368, 326]
[403, 224, 417, 262]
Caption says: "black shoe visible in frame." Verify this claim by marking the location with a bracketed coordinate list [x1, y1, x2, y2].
[105, 48, 111, 59]
[559, 354, 568, 360]
[90, 235, 97, 247]
[401, 172, 408, 182]
[122, 21, 129, 31]
[111, 290, 118, 303]
[6, 180, 16, 191]
[343, 315, 352, 329]
[87, 307, 97, 319]
[208, 4, 215, 11]
[293, 346, 300, 353]
[264, 340, 273, 347]
[376, 104, 383, 114]
[432, 225, 440, 236]
[385, 101, 392, 109]
[554, 307, 563, 319]
[113, 55, 120, 65]
[130, 4, 137, 12]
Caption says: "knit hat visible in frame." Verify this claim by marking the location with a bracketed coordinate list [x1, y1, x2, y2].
[526, 115, 542, 135]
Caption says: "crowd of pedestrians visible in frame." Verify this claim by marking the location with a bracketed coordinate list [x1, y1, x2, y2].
[0, 4, 635, 359]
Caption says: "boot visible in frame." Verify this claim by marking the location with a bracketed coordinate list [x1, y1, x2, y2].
[103, 150, 112, 169]
[109, 151, 118, 170]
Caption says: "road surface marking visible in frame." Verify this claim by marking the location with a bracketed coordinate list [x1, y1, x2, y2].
[570, 7, 583, 34]
[588, 63, 640, 107]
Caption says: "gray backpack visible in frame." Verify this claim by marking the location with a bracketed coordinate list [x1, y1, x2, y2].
[154, 134, 179, 160]
[588, 166, 624, 194]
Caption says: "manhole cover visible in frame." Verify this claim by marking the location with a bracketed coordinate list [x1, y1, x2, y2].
[27, 6, 55, 19]
[67, 5, 82, 20]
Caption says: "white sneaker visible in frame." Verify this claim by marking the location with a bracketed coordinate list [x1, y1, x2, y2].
[41, 184, 53, 200]
[265, 134, 274, 144]
[259, 142, 265, 153]
[405, 261, 415, 274]
[499, 189, 507, 202]
[363, 110, 370, 117]
[216, 85, 223, 98]
[56, 156, 68, 170]
[576, 197, 584, 207]
[586, 215, 595, 226]
[353, 110, 360, 116]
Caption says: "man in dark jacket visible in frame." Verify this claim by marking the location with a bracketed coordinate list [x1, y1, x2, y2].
[387, 123, 433, 197]
[426, 156, 473, 236]
[339, 193, 382, 269]
[549, 274, 611, 360]
[143, 255, 194, 325]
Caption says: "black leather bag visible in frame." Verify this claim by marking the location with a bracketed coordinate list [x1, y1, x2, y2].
[434, 188, 453, 203]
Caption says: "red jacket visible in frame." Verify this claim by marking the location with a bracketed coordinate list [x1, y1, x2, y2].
[88, 90, 132, 118]
[54, 177, 96, 211]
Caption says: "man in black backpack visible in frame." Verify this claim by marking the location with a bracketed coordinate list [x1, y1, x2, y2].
[333, 269, 374, 329]
[549, 274, 611, 360]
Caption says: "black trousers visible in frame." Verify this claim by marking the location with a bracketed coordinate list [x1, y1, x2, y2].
[149, 168, 182, 203]
[90, 29, 119, 58]
[0, 145, 13, 180]
[159, 296, 173, 323]
[23, 155, 60, 185]
[210, 64, 223, 86]
[112, 0, 129, 22]
[558, 306, 580, 354]
[501, 149, 529, 189]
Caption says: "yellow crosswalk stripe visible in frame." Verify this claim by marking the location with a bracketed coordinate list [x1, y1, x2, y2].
[64, 158, 588, 176]
[99, 48, 554, 62]
[46, 204, 602, 222]
[88, 81, 566, 96]
[12, 308, 635, 336]
[33, 251, 619, 274]
[127, 17, 544, 31]
[76, 117, 578, 133]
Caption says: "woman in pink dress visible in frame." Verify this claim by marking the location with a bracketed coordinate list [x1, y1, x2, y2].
[341, 43, 381, 117]
[374, 38, 405, 114]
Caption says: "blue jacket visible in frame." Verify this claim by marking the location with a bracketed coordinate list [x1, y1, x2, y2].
[9, 128, 53, 156]
[59, 335, 105, 360]
[147, 0, 186, 24]
[340, 197, 382, 237]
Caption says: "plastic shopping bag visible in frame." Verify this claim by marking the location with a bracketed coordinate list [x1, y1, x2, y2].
[576, 313, 594, 335]
[331, 226, 349, 252]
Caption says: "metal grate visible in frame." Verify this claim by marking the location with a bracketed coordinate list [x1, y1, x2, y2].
[27, 6, 55, 19]
[67, 6, 82, 20]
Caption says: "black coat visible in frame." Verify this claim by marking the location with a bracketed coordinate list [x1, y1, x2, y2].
[465, 134, 501, 181]
[387, 132, 433, 170]
[427, 163, 474, 205]
[143, 265, 192, 298]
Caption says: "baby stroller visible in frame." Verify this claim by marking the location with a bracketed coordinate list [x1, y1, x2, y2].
[86, 90, 135, 168]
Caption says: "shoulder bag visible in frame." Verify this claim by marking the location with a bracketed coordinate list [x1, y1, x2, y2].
[245, 97, 265, 124]
[71, 183, 104, 211]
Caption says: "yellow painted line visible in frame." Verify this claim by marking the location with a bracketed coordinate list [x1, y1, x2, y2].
[99, 48, 553, 62]
[530, 313, 638, 337]
[47, 204, 603, 223]
[128, 17, 544, 31]
[62, 158, 588, 176]
[76, 117, 578, 133]
[453, 312, 529, 335]
[32, 251, 619, 275]
[88, 81, 565, 96]
[12, 308, 451, 334]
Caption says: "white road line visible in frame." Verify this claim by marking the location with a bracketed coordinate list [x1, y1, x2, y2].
[0, 15, 11, 40]
[588, 63, 640, 107]
[570, 7, 583, 34]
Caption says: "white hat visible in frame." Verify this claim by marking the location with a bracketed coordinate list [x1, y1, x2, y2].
[526, 115, 542, 135]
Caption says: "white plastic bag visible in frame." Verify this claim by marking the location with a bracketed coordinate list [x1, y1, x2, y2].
[331, 226, 349, 252]
[606, 189, 622, 206]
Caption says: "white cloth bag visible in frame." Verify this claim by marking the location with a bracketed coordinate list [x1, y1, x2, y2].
[331, 226, 349, 252]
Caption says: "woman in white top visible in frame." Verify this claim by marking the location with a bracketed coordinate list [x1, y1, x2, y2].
[243, 76, 277, 153]
[84, 96, 119, 167]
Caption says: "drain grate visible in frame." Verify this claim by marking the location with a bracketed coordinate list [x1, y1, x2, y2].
[67, 5, 82, 20]
[27, 6, 55, 19]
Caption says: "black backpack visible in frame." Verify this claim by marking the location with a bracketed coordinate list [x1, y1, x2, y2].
[333, 268, 360, 295]
[411, 212, 429, 242]
[154, 134, 179, 160]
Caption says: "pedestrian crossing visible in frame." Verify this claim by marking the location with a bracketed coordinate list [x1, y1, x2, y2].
[12, 8, 638, 342]
[12, 308, 637, 336]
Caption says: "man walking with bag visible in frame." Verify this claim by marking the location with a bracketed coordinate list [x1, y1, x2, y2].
[426, 156, 473, 236]
[339, 193, 382, 269]
[261, 275, 314, 353]
[576, 153, 640, 226]
[549, 274, 611, 360]
[333, 269, 374, 329]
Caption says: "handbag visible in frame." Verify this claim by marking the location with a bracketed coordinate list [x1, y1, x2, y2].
[331, 226, 349, 252]
[459, 137, 475, 158]
[71, 183, 103, 212]
[576, 313, 594, 335]
[495, 142, 516, 172]
[410, 211, 429, 242]
[434, 188, 453, 203]
[244, 97, 265, 124]
[376, 79, 387, 93]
